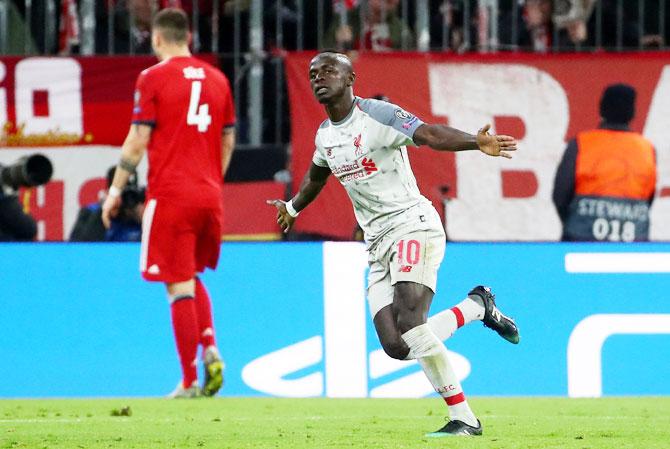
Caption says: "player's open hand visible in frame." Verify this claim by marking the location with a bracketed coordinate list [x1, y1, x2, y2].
[476, 124, 517, 159]
[266, 199, 295, 233]
[101, 193, 122, 229]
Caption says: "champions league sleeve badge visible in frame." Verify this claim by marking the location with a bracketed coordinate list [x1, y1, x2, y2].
[394, 109, 412, 120]
[395, 109, 418, 130]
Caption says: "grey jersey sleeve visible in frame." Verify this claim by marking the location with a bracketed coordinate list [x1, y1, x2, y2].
[357, 98, 425, 148]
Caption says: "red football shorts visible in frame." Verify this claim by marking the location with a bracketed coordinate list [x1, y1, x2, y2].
[139, 198, 223, 283]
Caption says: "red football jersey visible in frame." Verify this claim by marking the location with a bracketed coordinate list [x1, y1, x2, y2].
[132, 56, 235, 207]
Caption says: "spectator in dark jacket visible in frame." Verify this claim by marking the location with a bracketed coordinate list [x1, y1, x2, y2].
[0, 188, 37, 241]
[70, 167, 144, 242]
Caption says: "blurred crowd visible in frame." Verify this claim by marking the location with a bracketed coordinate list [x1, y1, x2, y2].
[3, 0, 669, 55]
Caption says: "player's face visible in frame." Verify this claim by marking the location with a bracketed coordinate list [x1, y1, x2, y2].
[309, 56, 352, 104]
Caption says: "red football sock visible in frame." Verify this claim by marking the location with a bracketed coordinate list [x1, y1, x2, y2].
[195, 277, 216, 349]
[170, 296, 199, 387]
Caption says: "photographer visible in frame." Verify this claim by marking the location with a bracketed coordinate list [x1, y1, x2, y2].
[70, 166, 145, 242]
[0, 188, 37, 241]
[0, 154, 52, 242]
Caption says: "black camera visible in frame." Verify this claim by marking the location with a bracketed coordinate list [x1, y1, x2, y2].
[121, 185, 146, 210]
[0, 154, 53, 190]
[104, 165, 145, 223]
[117, 184, 146, 223]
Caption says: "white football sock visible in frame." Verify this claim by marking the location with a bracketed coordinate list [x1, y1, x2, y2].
[401, 323, 478, 427]
[427, 296, 485, 341]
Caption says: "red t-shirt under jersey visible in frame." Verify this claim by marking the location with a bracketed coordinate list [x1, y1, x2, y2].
[132, 56, 235, 208]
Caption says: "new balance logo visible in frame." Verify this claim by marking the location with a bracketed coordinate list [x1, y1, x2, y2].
[399, 265, 413, 273]
[361, 157, 377, 175]
[491, 308, 502, 321]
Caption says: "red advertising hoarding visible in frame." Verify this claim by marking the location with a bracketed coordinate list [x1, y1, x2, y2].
[285, 52, 670, 241]
[2, 53, 668, 241]
[0, 56, 158, 146]
[0, 55, 282, 241]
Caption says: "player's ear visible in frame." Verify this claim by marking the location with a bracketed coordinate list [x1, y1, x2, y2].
[152, 29, 162, 48]
[347, 71, 356, 87]
[187, 31, 193, 47]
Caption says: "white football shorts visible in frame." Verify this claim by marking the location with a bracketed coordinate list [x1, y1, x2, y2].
[367, 224, 446, 318]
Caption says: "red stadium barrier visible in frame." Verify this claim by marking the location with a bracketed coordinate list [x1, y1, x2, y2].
[222, 181, 285, 240]
[0, 55, 282, 241]
[0, 55, 220, 146]
[285, 52, 670, 241]
[1, 54, 668, 241]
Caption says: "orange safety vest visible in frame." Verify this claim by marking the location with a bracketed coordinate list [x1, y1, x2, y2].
[563, 129, 656, 242]
[575, 129, 656, 200]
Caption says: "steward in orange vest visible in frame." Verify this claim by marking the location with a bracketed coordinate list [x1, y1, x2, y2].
[553, 84, 656, 242]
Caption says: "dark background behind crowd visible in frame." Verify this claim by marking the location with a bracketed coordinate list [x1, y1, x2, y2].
[4, 1, 670, 55]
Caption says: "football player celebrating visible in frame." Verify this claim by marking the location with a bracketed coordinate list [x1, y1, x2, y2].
[268, 51, 520, 436]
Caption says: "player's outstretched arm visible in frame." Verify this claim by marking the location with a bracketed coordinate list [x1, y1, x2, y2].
[266, 163, 331, 233]
[413, 123, 517, 158]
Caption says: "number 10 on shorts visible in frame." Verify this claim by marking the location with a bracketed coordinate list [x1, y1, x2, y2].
[397, 239, 421, 265]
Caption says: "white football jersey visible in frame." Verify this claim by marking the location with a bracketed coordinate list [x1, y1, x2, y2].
[313, 97, 442, 248]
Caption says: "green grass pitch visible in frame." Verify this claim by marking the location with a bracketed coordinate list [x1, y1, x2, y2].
[1, 397, 669, 448]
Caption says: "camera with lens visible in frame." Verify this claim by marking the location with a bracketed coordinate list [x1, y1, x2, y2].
[116, 175, 146, 224]
[0, 154, 51, 241]
[104, 166, 145, 223]
[118, 184, 146, 222]
[0, 154, 53, 192]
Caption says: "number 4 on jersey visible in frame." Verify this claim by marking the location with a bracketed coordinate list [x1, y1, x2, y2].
[187, 81, 211, 132]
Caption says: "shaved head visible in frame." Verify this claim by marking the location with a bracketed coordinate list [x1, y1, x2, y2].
[309, 50, 356, 117]
[310, 51, 354, 75]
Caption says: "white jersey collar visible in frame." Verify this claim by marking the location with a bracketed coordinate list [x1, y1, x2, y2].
[329, 97, 360, 127]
